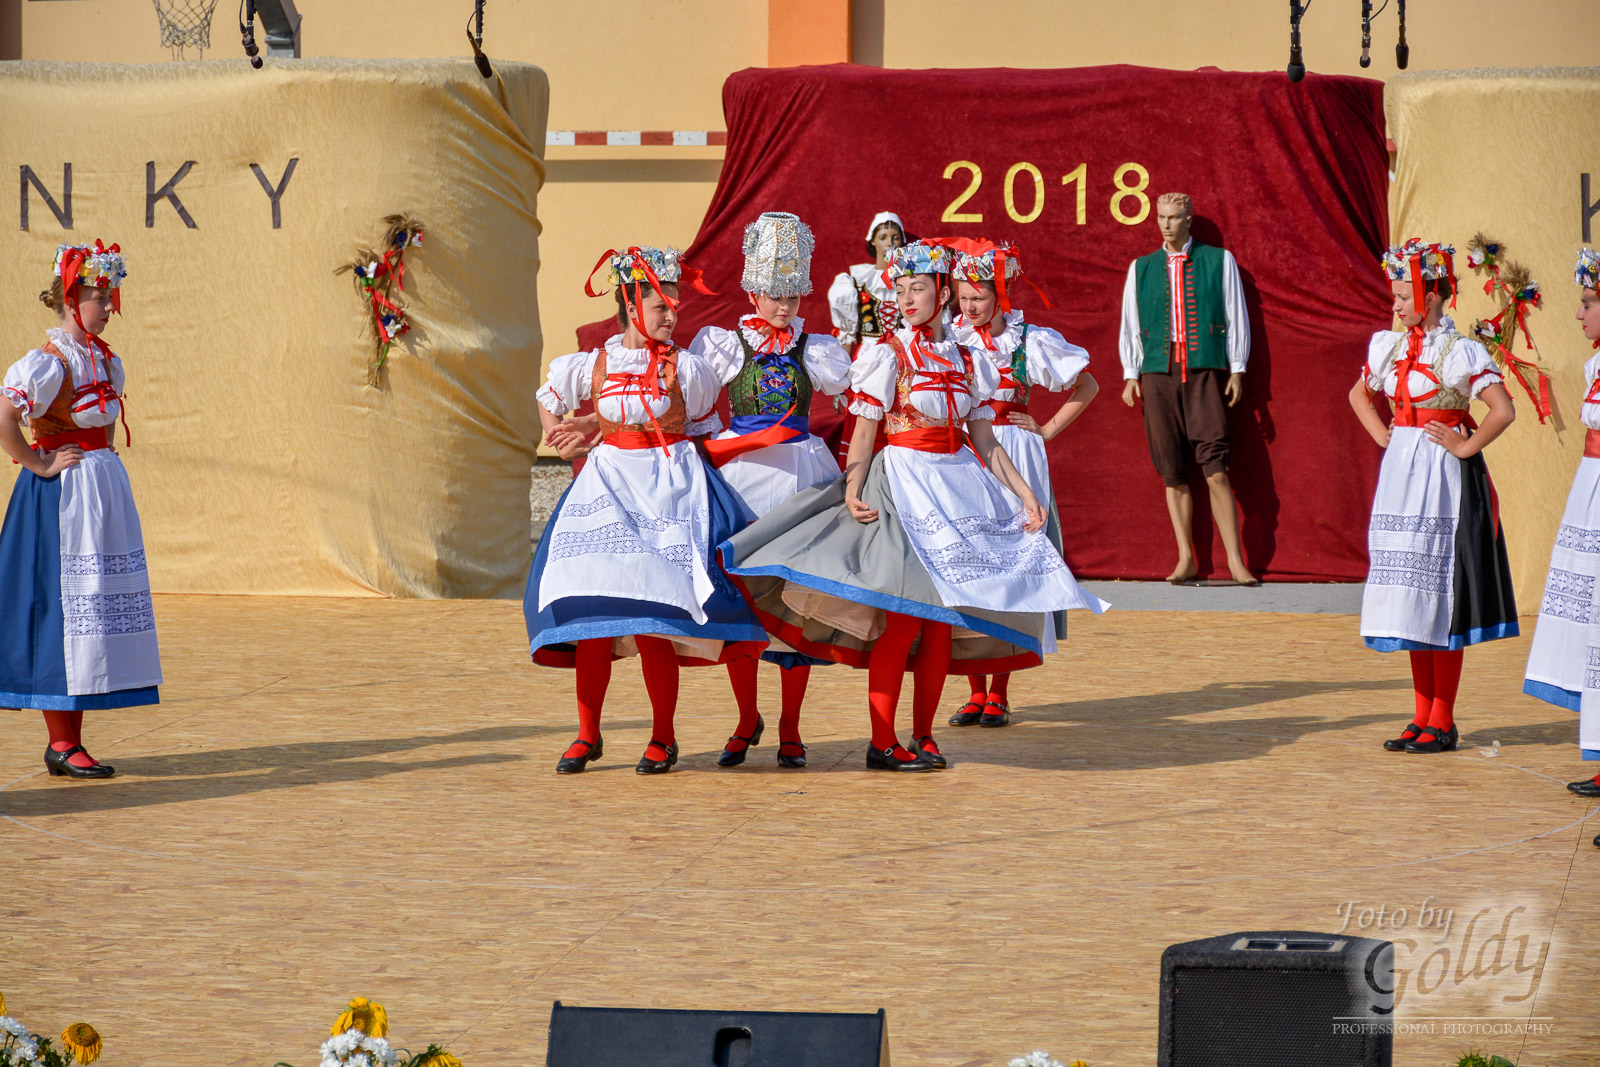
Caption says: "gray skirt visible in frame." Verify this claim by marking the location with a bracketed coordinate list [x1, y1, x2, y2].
[719, 451, 1050, 673]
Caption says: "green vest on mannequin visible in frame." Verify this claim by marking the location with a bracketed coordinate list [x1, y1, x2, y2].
[1133, 242, 1229, 375]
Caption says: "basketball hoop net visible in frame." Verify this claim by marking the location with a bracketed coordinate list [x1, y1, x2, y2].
[151, 0, 221, 59]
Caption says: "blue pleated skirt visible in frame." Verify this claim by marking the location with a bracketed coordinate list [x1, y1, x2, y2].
[0, 469, 159, 710]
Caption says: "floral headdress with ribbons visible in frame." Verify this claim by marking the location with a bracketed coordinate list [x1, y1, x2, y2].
[945, 237, 1053, 318]
[1381, 238, 1457, 311]
[1575, 248, 1600, 292]
[741, 212, 814, 298]
[882, 241, 950, 282]
[54, 241, 126, 314]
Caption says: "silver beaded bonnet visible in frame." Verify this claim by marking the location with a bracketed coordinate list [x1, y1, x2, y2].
[741, 212, 814, 297]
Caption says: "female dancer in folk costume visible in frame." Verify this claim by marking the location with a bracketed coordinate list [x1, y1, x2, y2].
[689, 212, 851, 769]
[1349, 239, 1517, 755]
[0, 242, 160, 780]
[525, 246, 767, 775]
[1524, 248, 1600, 803]
[722, 241, 1107, 772]
[943, 239, 1100, 729]
[821, 211, 907, 464]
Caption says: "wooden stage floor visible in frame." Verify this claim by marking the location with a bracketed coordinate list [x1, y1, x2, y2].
[2, 596, 1597, 1067]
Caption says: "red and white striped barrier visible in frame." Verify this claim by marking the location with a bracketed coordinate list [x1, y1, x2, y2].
[545, 131, 729, 147]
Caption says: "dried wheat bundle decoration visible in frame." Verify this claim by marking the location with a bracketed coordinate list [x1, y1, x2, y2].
[1467, 233, 1551, 424]
[338, 215, 426, 386]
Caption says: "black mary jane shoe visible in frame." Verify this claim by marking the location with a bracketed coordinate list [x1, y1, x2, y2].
[865, 744, 939, 772]
[978, 701, 1011, 728]
[1566, 775, 1600, 799]
[776, 741, 807, 769]
[911, 735, 948, 769]
[44, 744, 114, 779]
[1383, 722, 1427, 752]
[1404, 724, 1459, 754]
[555, 736, 603, 775]
[717, 715, 765, 768]
[948, 700, 985, 727]
[636, 740, 680, 775]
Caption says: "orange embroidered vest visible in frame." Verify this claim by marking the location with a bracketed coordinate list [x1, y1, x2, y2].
[592, 346, 688, 438]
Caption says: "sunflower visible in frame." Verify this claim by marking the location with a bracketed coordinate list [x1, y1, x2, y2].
[60, 1022, 103, 1065]
[409, 1046, 463, 1067]
[331, 997, 388, 1038]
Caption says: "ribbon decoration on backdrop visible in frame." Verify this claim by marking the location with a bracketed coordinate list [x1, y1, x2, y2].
[1467, 233, 1551, 424]
[340, 215, 425, 387]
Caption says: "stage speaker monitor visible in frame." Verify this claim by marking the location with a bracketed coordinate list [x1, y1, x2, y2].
[1158, 930, 1394, 1067]
[546, 1002, 890, 1067]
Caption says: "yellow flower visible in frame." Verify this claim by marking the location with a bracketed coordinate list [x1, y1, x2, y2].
[411, 1049, 463, 1067]
[331, 997, 388, 1038]
[0, 988, 6, 1014]
[60, 1022, 103, 1065]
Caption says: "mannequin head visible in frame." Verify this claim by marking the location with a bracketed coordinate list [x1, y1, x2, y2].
[1390, 277, 1451, 330]
[1579, 286, 1600, 344]
[868, 221, 905, 266]
[749, 290, 800, 330]
[955, 278, 1003, 329]
[895, 273, 950, 328]
[1156, 192, 1193, 251]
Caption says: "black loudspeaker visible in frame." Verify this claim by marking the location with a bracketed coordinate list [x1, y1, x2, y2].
[545, 1002, 890, 1067]
[1158, 931, 1394, 1067]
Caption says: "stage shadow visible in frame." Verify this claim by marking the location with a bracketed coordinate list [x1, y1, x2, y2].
[661, 677, 1414, 774]
[0, 720, 650, 816]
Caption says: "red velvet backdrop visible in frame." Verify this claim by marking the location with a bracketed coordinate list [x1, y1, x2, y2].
[578, 63, 1390, 581]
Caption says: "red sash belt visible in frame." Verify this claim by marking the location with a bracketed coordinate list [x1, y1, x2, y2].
[605, 431, 689, 450]
[1393, 408, 1474, 430]
[33, 428, 111, 453]
[702, 405, 804, 468]
[1585, 429, 1600, 460]
[988, 400, 1028, 420]
[886, 427, 966, 454]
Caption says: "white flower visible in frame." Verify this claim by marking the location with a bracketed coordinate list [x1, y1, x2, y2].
[0, 1018, 42, 1067]
[1009, 1053, 1066, 1067]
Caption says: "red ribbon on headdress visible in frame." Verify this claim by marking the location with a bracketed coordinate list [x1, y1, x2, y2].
[1405, 240, 1456, 315]
[921, 237, 1053, 314]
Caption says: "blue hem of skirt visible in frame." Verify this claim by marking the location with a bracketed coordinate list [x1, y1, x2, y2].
[719, 546, 1043, 656]
[0, 685, 159, 711]
[1522, 678, 1581, 712]
[1364, 621, 1520, 653]
[531, 613, 767, 654]
[1585, 748, 1600, 761]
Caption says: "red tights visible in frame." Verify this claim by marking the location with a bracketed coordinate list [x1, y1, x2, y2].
[565, 636, 680, 761]
[966, 672, 1011, 705]
[868, 612, 951, 759]
[41, 709, 97, 768]
[1408, 649, 1464, 732]
[726, 657, 809, 752]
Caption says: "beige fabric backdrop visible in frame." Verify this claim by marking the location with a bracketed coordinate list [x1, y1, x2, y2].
[0, 58, 547, 597]
[1388, 68, 1600, 603]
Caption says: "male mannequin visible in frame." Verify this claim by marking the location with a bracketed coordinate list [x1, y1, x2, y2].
[1118, 193, 1257, 584]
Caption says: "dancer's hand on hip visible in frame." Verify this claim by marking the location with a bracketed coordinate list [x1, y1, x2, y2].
[39, 445, 83, 477]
